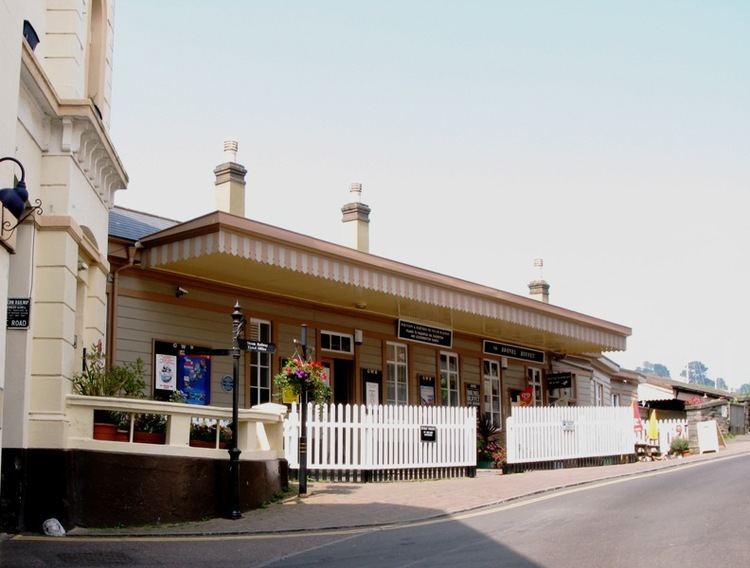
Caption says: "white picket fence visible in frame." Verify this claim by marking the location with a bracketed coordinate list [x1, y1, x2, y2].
[506, 406, 634, 464]
[283, 403, 476, 472]
[634, 418, 689, 455]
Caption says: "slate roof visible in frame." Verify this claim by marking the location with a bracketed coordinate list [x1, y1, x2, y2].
[109, 206, 179, 241]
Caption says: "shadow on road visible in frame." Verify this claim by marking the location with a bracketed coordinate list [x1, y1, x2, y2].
[1, 501, 543, 568]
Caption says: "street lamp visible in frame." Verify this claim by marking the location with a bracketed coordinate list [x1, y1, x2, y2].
[228, 301, 245, 519]
[298, 324, 309, 495]
[1, 156, 43, 238]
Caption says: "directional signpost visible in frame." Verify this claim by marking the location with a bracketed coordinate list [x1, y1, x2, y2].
[192, 303, 278, 520]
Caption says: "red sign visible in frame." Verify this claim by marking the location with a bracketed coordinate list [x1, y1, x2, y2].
[632, 400, 643, 432]
[519, 386, 534, 407]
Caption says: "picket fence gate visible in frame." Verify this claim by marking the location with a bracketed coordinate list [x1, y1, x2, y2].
[505, 406, 634, 465]
[634, 418, 689, 454]
[283, 403, 476, 480]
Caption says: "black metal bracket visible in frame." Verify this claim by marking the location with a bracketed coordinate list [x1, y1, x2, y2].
[2, 198, 43, 238]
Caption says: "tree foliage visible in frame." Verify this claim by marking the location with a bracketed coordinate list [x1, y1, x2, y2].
[715, 377, 728, 391]
[636, 361, 671, 378]
[680, 360, 714, 387]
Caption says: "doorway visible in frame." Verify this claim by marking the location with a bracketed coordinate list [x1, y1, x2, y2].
[323, 358, 354, 405]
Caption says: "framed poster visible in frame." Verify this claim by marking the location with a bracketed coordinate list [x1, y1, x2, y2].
[154, 341, 212, 405]
[362, 368, 382, 406]
[419, 375, 435, 405]
[465, 383, 480, 407]
[155, 353, 177, 391]
[178, 354, 211, 405]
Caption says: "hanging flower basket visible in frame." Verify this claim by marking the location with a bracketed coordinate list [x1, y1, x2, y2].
[274, 356, 331, 405]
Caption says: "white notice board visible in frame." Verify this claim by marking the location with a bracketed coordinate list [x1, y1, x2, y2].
[697, 420, 720, 454]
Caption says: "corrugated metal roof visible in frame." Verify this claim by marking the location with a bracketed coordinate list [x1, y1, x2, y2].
[109, 207, 179, 241]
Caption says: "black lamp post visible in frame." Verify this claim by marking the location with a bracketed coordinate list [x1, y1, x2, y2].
[228, 301, 245, 519]
[298, 324, 309, 495]
[1, 156, 43, 237]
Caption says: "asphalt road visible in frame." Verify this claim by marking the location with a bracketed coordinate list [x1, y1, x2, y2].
[3, 454, 749, 567]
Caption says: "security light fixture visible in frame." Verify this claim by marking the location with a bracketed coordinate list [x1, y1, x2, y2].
[175, 286, 189, 298]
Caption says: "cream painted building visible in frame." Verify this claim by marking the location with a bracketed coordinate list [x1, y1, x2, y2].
[1, 0, 127, 530]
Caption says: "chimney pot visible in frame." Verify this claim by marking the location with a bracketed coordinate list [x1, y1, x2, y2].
[224, 140, 239, 163]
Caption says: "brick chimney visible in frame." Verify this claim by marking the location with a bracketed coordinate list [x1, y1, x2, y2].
[341, 182, 371, 253]
[214, 140, 247, 216]
[529, 258, 550, 303]
[528, 280, 550, 303]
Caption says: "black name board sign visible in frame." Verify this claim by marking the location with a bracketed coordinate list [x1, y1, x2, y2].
[547, 372, 573, 390]
[7, 298, 31, 329]
[465, 383, 480, 407]
[420, 425, 437, 442]
[397, 319, 452, 348]
[483, 340, 545, 364]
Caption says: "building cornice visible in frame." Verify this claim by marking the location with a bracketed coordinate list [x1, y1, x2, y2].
[20, 41, 128, 207]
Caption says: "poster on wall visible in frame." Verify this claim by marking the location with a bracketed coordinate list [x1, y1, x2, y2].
[178, 354, 211, 405]
[366, 382, 380, 406]
[465, 384, 480, 407]
[154, 341, 212, 405]
[419, 375, 435, 405]
[362, 369, 382, 406]
[155, 353, 177, 391]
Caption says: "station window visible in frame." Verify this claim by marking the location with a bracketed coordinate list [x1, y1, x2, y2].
[440, 352, 460, 406]
[527, 367, 543, 406]
[320, 330, 353, 354]
[483, 359, 502, 428]
[249, 319, 272, 406]
[386, 342, 408, 405]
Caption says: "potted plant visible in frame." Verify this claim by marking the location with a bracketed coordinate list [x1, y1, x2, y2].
[133, 413, 167, 444]
[476, 413, 499, 468]
[670, 437, 690, 457]
[69, 341, 146, 441]
[190, 420, 230, 449]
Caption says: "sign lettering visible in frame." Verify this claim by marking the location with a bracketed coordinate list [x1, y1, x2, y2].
[7, 298, 31, 329]
[397, 319, 452, 348]
[483, 340, 545, 364]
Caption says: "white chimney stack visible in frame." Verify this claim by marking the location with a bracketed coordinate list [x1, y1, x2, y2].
[214, 139, 247, 217]
[341, 182, 371, 253]
[528, 258, 550, 303]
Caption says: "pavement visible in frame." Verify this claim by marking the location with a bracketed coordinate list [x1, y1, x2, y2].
[66, 434, 750, 538]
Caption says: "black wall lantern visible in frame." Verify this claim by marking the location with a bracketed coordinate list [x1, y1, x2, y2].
[1, 156, 43, 239]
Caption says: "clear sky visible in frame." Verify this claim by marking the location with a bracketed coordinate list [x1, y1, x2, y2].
[110, 1, 749, 388]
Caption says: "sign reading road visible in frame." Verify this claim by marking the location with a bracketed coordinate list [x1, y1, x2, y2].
[7, 298, 30, 329]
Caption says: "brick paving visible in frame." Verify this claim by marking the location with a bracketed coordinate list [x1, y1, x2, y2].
[70, 435, 750, 538]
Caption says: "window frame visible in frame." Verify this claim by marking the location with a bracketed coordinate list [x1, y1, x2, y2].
[483, 359, 502, 429]
[249, 319, 272, 407]
[440, 351, 460, 407]
[527, 367, 543, 406]
[386, 341, 409, 405]
[320, 330, 354, 355]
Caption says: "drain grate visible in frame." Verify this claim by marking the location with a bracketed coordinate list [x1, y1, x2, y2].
[57, 552, 134, 566]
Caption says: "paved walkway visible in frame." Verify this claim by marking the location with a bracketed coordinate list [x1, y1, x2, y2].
[70, 435, 750, 538]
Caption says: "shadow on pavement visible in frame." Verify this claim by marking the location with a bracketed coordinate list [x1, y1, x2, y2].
[1, 502, 543, 568]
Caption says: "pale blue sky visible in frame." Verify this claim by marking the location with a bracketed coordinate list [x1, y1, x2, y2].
[110, 1, 750, 387]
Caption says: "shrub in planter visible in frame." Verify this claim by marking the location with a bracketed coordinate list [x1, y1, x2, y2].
[69, 341, 146, 440]
[134, 413, 167, 444]
[190, 421, 231, 448]
[670, 437, 690, 456]
[477, 413, 502, 468]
